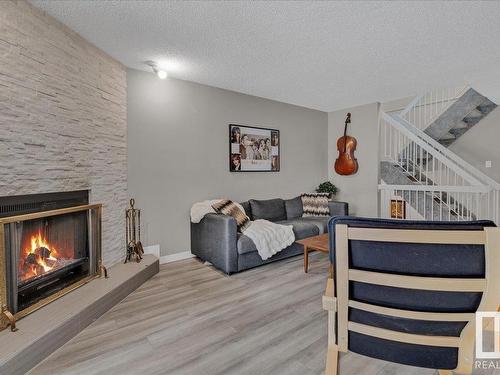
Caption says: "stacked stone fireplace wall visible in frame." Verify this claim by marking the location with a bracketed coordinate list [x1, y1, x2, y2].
[0, 1, 127, 266]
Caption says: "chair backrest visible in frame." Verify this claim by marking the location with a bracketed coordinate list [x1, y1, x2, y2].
[329, 216, 499, 372]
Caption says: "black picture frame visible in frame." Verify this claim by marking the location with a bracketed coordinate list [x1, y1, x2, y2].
[229, 124, 280, 172]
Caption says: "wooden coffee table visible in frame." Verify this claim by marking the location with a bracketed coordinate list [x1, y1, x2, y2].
[296, 233, 332, 277]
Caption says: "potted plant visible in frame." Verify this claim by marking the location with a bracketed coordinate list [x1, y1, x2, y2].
[315, 181, 338, 199]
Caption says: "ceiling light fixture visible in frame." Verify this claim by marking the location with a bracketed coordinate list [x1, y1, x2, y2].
[156, 70, 167, 79]
[146, 61, 168, 79]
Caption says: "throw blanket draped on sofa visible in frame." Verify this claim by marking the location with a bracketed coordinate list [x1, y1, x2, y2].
[190, 200, 295, 260]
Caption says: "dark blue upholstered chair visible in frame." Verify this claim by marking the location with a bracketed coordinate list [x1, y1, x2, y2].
[323, 216, 499, 375]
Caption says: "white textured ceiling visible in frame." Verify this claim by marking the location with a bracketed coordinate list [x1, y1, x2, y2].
[31, 0, 500, 111]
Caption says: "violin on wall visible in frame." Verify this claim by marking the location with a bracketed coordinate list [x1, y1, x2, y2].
[334, 112, 358, 175]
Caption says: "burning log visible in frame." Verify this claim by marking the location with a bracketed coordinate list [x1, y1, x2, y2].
[34, 246, 51, 259]
[26, 253, 37, 265]
[44, 257, 57, 268]
[35, 264, 45, 275]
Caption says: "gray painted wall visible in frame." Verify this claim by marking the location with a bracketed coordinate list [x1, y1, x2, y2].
[328, 102, 380, 217]
[127, 69, 328, 255]
[449, 106, 500, 183]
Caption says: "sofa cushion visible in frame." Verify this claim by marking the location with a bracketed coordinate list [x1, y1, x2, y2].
[240, 201, 252, 219]
[249, 198, 286, 222]
[299, 216, 329, 234]
[237, 234, 258, 255]
[276, 219, 319, 240]
[238, 219, 319, 255]
[285, 196, 303, 219]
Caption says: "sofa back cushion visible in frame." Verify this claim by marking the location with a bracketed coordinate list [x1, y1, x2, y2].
[285, 196, 303, 219]
[240, 201, 252, 219]
[249, 198, 286, 222]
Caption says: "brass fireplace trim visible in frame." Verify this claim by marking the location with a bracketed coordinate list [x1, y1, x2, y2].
[0, 204, 103, 332]
[14, 274, 100, 321]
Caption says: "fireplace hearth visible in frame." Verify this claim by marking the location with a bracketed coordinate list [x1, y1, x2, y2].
[0, 191, 104, 331]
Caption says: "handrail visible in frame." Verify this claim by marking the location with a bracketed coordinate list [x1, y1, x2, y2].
[389, 112, 500, 189]
[382, 112, 484, 187]
[399, 95, 421, 117]
[378, 184, 491, 193]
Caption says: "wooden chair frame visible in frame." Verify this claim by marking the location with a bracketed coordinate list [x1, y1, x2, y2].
[323, 224, 500, 375]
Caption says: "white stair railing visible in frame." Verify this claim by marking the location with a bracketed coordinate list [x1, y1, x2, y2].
[381, 113, 482, 187]
[399, 86, 468, 131]
[379, 111, 500, 224]
[379, 184, 498, 223]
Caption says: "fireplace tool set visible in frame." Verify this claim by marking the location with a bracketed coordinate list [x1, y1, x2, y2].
[125, 198, 144, 263]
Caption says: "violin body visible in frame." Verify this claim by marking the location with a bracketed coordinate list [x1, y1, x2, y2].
[334, 112, 358, 175]
[334, 135, 358, 175]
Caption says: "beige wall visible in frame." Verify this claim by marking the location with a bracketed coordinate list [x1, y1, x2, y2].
[449, 107, 500, 183]
[328, 103, 381, 217]
[0, 1, 127, 266]
[127, 68, 328, 255]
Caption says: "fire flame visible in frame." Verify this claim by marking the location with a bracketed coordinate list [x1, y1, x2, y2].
[19, 231, 60, 281]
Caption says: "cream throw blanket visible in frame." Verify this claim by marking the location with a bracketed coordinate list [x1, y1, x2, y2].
[242, 219, 295, 260]
[190, 200, 295, 260]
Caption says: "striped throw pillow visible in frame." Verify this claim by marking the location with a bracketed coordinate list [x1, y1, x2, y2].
[301, 193, 330, 217]
[212, 199, 251, 232]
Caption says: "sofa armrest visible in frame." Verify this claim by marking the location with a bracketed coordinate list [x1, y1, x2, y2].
[329, 201, 349, 217]
[190, 213, 238, 274]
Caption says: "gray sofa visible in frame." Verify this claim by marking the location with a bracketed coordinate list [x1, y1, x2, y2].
[191, 197, 348, 274]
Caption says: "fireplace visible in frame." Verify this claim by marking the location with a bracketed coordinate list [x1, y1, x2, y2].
[0, 191, 104, 331]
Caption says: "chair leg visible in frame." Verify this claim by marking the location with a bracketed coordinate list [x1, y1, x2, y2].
[304, 247, 309, 273]
[323, 278, 338, 375]
[326, 345, 339, 375]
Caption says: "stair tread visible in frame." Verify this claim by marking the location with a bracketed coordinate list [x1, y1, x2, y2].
[439, 132, 456, 140]
[448, 127, 469, 138]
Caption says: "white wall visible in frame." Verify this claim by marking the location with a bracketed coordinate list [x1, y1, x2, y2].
[328, 103, 381, 217]
[449, 107, 500, 184]
[127, 69, 328, 256]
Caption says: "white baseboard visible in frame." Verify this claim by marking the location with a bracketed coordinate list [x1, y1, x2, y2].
[144, 245, 194, 264]
[143, 244, 160, 258]
[160, 251, 195, 264]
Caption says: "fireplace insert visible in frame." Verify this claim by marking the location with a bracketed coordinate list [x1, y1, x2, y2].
[0, 191, 103, 331]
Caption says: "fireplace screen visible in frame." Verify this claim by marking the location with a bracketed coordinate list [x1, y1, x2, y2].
[0, 202, 102, 331]
[15, 211, 90, 312]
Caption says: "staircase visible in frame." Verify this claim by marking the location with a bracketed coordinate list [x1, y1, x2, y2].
[402, 87, 497, 147]
[380, 161, 473, 221]
[379, 86, 499, 223]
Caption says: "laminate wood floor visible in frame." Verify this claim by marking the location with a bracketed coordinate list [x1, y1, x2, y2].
[29, 253, 498, 375]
